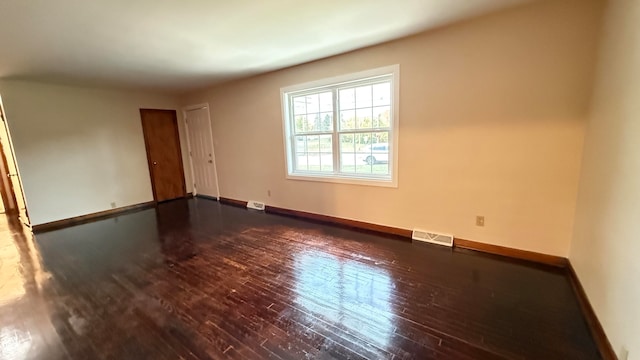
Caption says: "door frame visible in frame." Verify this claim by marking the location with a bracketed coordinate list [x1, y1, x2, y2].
[0, 96, 29, 224]
[140, 109, 187, 202]
[182, 103, 220, 199]
[0, 137, 18, 214]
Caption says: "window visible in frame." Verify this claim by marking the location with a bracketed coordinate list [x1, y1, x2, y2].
[281, 65, 399, 187]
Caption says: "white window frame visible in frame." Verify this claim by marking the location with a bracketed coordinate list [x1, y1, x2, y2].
[280, 65, 400, 188]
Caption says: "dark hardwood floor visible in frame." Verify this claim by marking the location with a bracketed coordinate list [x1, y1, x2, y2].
[0, 199, 599, 359]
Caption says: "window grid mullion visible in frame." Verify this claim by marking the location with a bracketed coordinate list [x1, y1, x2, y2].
[332, 88, 340, 174]
[289, 95, 299, 172]
[337, 129, 390, 135]
[293, 131, 334, 136]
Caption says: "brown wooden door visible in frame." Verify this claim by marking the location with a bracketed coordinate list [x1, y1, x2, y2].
[140, 109, 187, 202]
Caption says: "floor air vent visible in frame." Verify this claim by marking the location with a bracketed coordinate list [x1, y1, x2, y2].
[412, 229, 454, 247]
[247, 200, 265, 211]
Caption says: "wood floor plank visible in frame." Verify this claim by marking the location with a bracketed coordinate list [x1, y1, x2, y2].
[0, 198, 602, 359]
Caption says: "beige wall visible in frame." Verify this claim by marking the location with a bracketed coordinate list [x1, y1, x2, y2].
[0, 81, 192, 225]
[570, 0, 640, 357]
[183, 0, 602, 256]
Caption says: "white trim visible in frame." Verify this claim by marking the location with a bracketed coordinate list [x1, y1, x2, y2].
[280, 64, 400, 188]
[0, 94, 31, 225]
[286, 173, 397, 188]
[182, 103, 221, 199]
[280, 65, 399, 94]
[182, 113, 197, 195]
[183, 104, 208, 111]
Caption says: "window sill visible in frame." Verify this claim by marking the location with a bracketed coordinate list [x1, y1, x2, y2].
[286, 172, 398, 188]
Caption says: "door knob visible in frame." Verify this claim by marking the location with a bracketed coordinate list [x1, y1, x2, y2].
[153, 161, 157, 165]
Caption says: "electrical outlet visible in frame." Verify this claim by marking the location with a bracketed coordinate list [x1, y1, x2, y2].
[267, 190, 271, 197]
[476, 216, 485, 227]
[110, 202, 116, 209]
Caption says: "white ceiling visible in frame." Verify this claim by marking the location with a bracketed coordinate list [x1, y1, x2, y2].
[0, 0, 531, 92]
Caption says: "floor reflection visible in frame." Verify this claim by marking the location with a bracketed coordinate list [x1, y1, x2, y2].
[156, 199, 197, 263]
[0, 216, 61, 360]
[293, 250, 394, 349]
[0, 326, 32, 359]
[0, 232, 25, 305]
[0, 219, 32, 359]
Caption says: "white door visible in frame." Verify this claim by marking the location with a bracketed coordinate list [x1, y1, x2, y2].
[185, 106, 219, 198]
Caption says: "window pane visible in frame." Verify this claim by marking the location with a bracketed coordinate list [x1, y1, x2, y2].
[340, 134, 356, 172]
[318, 135, 333, 172]
[372, 82, 391, 106]
[372, 106, 390, 128]
[320, 153, 333, 172]
[355, 86, 372, 108]
[294, 115, 306, 133]
[307, 153, 321, 171]
[356, 108, 372, 129]
[293, 96, 307, 115]
[305, 94, 319, 114]
[320, 112, 333, 131]
[294, 134, 333, 173]
[339, 134, 355, 152]
[357, 149, 374, 174]
[354, 162, 388, 175]
[372, 131, 389, 145]
[319, 92, 333, 112]
[306, 135, 320, 152]
[355, 134, 372, 169]
[341, 156, 356, 173]
[295, 135, 307, 152]
[375, 163, 389, 175]
[296, 113, 332, 133]
[308, 155, 333, 173]
[353, 133, 368, 149]
[345, 132, 389, 175]
[305, 113, 320, 132]
[340, 110, 355, 130]
[319, 135, 332, 152]
[339, 88, 355, 110]
[295, 153, 308, 171]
